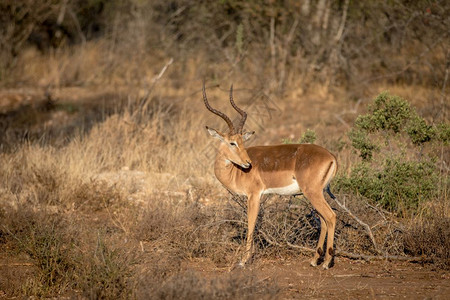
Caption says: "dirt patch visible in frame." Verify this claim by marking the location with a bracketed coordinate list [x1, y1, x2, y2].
[3, 250, 448, 299]
[186, 257, 450, 299]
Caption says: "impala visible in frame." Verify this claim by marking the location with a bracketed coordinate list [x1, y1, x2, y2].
[203, 84, 338, 269]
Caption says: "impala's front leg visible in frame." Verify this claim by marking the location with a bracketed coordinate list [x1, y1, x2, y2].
[240, 193, 261, 266]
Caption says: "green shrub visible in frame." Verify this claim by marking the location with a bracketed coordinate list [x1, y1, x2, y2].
[348, 92, 448, 161]
[436, 123, 450, 144]
[338, 159, 438, 213]
[340, 92, 447, 215]
[282, 129, 317, 144]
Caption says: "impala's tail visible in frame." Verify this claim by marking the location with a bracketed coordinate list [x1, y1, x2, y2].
[323, 158, 337, 200]
[325, 184, 336, 200]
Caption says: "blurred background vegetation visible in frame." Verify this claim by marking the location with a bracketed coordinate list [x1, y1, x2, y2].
[0, 0, 448, 93]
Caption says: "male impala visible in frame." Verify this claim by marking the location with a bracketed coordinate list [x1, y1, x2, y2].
[203, 84, 338, 269]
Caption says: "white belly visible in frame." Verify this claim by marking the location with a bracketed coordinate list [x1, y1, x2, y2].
[262, 181, 300, 196]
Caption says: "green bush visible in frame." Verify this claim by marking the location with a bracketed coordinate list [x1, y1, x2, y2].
[282, 129, 317, 144]
[338, 159, 438, 213]
[340, 92, 447, 215]
[348, 92, 449, 160]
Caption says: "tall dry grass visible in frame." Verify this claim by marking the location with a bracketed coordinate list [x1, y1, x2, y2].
[0, 72, 285, 297]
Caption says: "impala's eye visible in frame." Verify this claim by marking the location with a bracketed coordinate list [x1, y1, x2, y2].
[230, 142, 237, 147]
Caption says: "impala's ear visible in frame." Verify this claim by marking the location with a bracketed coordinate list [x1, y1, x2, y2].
[242, 131, 255, 141]
[206, 126, 225, 141]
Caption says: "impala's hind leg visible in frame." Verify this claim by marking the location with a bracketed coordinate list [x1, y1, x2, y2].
[322, 204, 336, 269]
[303, 189, 336, 269]
[310, 215, 327, 266]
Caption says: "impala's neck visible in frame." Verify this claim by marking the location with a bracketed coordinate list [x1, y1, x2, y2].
[214, 152, 235, 182]
[213, 152, 250, 195]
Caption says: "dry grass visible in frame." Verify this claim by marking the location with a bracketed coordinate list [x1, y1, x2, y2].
[404, 201, 450, 269]
[0, 78, 283, 297]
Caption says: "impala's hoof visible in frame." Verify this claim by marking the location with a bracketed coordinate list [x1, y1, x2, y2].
[322, 258, 334, 270]
[310, 260, 318, 267]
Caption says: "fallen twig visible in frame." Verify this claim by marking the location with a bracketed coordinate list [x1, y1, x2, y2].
[285, 241, 315, 255]
[285, 242, 431, 263]
[335, 250, 432, 263]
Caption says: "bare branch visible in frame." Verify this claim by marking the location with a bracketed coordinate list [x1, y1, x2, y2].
[335, 250, 431, 263]
[285, 243, 430, 262]
[138, 58, 174, 113]
[332, 195, 379, 252]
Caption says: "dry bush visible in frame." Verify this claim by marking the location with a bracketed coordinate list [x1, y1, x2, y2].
[0, 192, 137, 298]
[75, 233, 135, 299]
[404, 218, 450, 269]
[0, 206, 75, 296]
[403, 201, 450, 269]
[217, 191, 449, 265]
[133, 192, 241, 267]
[224, 193, 380, 260]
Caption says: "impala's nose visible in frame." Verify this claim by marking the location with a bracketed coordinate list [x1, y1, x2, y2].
[243, 160, 252, 168]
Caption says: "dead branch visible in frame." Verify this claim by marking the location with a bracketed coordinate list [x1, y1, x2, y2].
[285, 241, 316, 255]
[332, 195, 379, 252]
[259, 229, 283, 248]
[335, 250, 432, 263]
[285, 242, 431, 263]
[138, 57, 174, 113]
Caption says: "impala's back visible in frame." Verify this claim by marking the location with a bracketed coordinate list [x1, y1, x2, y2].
[247, 144, 337, 194]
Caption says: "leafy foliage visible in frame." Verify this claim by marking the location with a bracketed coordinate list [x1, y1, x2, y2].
[340, 92, 447, 214]
[282, 129, 317, 144]
[348, 92, 446, 160]
[339, 159, 438, 213]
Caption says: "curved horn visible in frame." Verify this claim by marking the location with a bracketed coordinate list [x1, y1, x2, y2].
[203, 83, 235, 133]
[229, 84, 247, 133]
